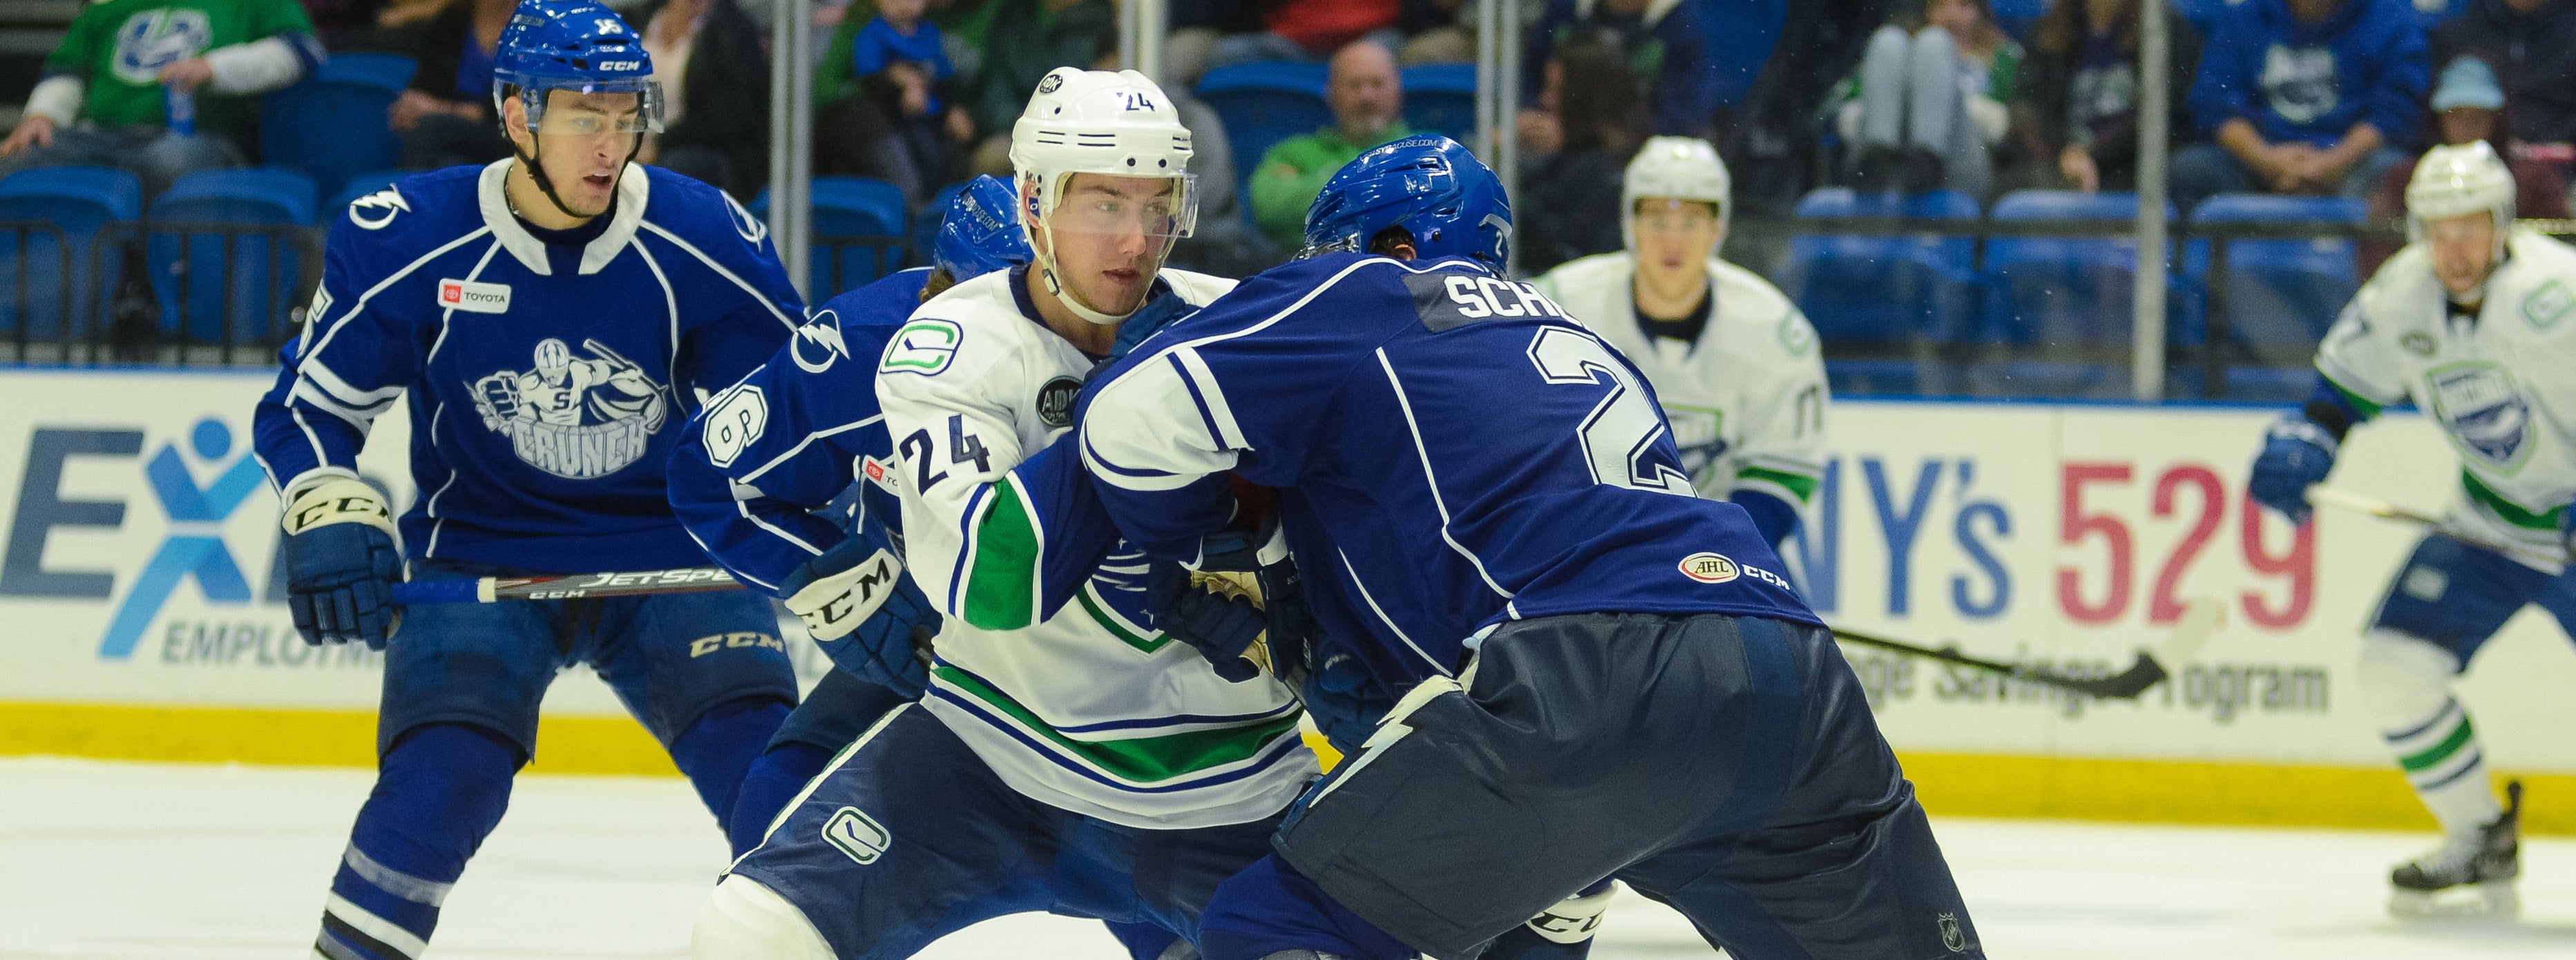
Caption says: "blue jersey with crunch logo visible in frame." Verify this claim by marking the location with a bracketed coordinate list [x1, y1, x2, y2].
[251, 161, 803, 573]
[1079, 253, 1820, 689]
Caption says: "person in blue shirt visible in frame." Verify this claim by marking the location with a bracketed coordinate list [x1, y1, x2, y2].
[852, 0, 971, 190]
[251, 3, 805, 957]
[2171, 0, 2430, 209]
[1078, 135, 1983, 960]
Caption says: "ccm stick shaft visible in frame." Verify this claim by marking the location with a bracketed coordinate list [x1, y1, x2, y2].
[1829, 598, 2224, 700]
[390, 566, 745, 604]
[2306, 486, 2568, 566]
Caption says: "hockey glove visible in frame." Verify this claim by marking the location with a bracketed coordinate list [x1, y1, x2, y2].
[1148, 521, 1317, 684]
[280, 475, 403, 650]
[781, 526, 934, 698]
[2249, 415, 2339, 525]
[1149, 552, 1268, 683]
[1301, 651, 1393, 755]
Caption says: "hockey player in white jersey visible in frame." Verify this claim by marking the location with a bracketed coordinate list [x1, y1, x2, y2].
[2246, 140, 2564, 918]
[692, 68, 1317, 959]
[1532, 137, 1828, 550]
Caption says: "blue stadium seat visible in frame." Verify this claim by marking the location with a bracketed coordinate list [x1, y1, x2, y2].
[2184, 193, 2362, 350]
[753, 176, 910, 297]
[1196, 63, 1331, 222]
[0, 166, 142, 345]
[1401, 64, 1475, 142]
[1981, 190, 2189, 396]
[326, 170, 407, 222]
[1780, 188, 1980, 344]
[149, 168, 317, 347]
[261, 52, 418, 202]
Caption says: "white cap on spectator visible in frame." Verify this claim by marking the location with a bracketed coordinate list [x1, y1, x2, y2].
[2431, 57, 2506, 113]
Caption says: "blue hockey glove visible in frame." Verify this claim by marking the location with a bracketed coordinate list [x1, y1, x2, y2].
[1301, 651, 1392, 755]
[1149, 520, 1317, 685]
[280, 476, 403, 650]
[1149, 553, 1268, 683]
[2248, 415, 2338, 525]
[781, 524, 934, 697]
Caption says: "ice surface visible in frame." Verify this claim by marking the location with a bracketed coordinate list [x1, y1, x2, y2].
[6, 757, 2575, 958]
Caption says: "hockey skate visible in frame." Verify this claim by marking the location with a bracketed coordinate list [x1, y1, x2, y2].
[2389, 780, 2522, 919]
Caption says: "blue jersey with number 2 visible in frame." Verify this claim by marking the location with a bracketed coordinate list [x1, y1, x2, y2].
[1078, 253, 1821, 689]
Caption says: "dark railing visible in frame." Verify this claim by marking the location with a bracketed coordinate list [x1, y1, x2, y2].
[0, 219, 323, 367]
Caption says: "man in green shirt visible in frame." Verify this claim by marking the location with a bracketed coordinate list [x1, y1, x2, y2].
[1249, 39, 1411, 250]
[0, 0, 321, 195]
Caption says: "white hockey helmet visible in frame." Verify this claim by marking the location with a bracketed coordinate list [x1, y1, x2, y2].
[1621, 135, 1730, 251]
[1009, 67, 1198, 324]
[2406, 140, 2515, 246]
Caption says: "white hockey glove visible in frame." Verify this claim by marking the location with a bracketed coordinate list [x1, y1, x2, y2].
[781, 535, 907, 642]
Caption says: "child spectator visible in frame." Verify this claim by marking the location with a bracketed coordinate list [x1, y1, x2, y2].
[2014, 0, 2202, 192]
[2171, 0, 2427, 209]
[1522, 0, 1718, 139]
[849, 0, 971, 195]
[1827, 0, 2021, 198]
[0, 0, 323, 197]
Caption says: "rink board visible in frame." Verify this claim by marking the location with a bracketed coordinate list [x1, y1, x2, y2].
[1, 372, 2572, 829]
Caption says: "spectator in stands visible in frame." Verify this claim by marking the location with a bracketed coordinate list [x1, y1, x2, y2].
[633, 0, 772, 199]
[2434, 0, 2576, 183]
[304, 0, 390, 47]
[1206, 0, 1404, 71]
[379, 0, 515, 171]
[1516, 37, 1650, 273]
[2013, 0, 2201, 193]
[2170, 0, 2427, 209]
[960, 0, 1114, 175]
[2360, 55, 2568, 272]
[837, 0, 972, 200]
[1826, 0, 2021, 198]
[1399, 0, 1474, 65]
[1523, 0, 1717, 139]
[1248, 40, 1411, 249]
[0, 0, 323, 198]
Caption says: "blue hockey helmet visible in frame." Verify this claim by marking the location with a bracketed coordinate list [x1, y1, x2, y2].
[1301, 135, 1511, 269]
[933, 175, 1033, 282]
[493, 0, 662, 134]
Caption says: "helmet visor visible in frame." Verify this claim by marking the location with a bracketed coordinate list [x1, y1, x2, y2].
[1043, 173, 1197, 242]
[511, 78, 666, 135]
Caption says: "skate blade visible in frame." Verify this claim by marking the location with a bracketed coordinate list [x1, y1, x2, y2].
[2389, 881, 2519, 921]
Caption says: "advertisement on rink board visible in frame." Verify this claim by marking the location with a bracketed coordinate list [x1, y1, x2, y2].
[1, 372, 2573, 776]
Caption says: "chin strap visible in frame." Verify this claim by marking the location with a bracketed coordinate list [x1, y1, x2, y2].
[509, 131, 641, 221]
[1033, 220, 1140, 326]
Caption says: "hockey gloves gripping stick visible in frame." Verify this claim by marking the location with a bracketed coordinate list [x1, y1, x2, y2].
[280, 475, 404, 650]
[779, 523, 936, 698]
[1149, 522, 1315, 685]
[2249, 414, 2339, 525]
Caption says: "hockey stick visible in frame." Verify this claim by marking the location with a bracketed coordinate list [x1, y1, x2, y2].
[390, 566, 745, 604]
[2307, 486, 2568, 567]
[1828, 598, 2226, 700]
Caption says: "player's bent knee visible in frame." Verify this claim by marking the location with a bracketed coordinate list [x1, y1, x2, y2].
[692, 875, 834, 959]
[2357, 630, 2463, 725]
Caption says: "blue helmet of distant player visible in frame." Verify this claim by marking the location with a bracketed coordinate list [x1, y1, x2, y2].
[1301, 134, 1512, 269]
[933, 175, 1033, 282]
[493, 0, 660, 210]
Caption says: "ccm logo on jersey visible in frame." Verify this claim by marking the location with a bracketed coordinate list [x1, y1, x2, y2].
[437, 279, 512, 314]
[1444, 275, 1567, 320]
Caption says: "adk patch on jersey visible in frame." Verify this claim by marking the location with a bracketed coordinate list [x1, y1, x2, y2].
[2427, 361, 2532, 470]
[470, 337, 671, 479]
[1036, 376, 1081, 428]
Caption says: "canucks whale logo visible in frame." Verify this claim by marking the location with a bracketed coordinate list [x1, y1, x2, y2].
[2427, 362, 2532, 471]
[111, 10, 211, 85]
[470, 338, 669, 479]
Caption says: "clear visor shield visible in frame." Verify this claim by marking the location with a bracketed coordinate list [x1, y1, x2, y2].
[508, 79, 667, 135]
[1043, 173, 1197, 242]
[1294, 233, 1361, 260]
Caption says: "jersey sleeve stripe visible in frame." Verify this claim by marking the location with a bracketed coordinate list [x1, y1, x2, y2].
[298, 361, 404, 409]
[1080, 430, 1185, 482]
[2313, 361, 2397, 416]
[1170, 349, 1243, 450]
[740, 414, 883, 484]
[928, 662, 1304, 784]
[1736, 464, 1820, 503]
[298, 227, 493, 365]
[629, 239, 683, 384]
[960, 477, 1044, 630]
[639, 221, 800, 331]
[945, 481, 993, 616]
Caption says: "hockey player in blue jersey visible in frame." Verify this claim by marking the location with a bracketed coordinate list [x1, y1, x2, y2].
[1079, 135, 1983, 960]
[250, 3, 806, 957]
[668, 174, 1024, 854]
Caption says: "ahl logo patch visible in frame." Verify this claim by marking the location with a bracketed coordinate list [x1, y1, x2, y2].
[437, 278, 511, 314]
[1036, 376, 1081, 429]
[823, 806, 893, 864]
[1679, 552, 1739, 584]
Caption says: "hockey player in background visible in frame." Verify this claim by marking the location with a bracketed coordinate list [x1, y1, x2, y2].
[250, 3, 806, 957]
[669, 175, 1029, 858]
[1079, 134, 1981, 960]
[1532, 136, 1828, 552]
[690, 68, 1319, 959]
[2247, 140, 2563, 919]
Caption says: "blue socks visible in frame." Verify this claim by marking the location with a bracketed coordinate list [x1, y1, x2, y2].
[668, 697, 792, 855]
[316, 723, 519, 960]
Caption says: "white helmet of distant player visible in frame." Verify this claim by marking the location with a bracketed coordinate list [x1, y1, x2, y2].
[1009, 67, 1198, 325]
[1621, 135, 1730, 252]
[2406, 140, 2515, 258]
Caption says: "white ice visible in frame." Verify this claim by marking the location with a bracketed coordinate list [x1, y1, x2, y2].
[5, 757, 2574, 959]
